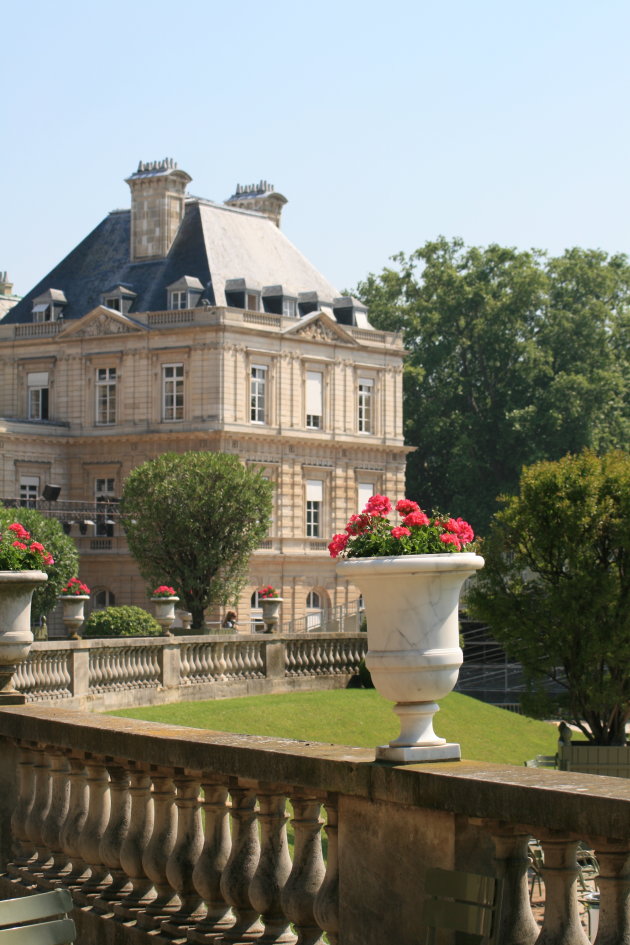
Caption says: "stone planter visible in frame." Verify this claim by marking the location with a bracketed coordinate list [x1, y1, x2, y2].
[59, 594, 89, 639]
[0, 570, 48, 703]
[261, 597, 283, 634]
[338, 553, 484, 762]
[152, 597, 180, 635]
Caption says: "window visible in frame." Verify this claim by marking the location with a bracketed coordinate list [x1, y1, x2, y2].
[246, 293, 259, 312]
[32, 304, 52, 323]
[306, 591, 321, 609]
[306, 591, 322, 630]
[170, 290, 189, 310]
[95, 478, 116, 537]
[105, 297, 121, 311]
[357, 481, 374, 512]
[306, 370, 323, 429]
[93, 589, 116, 611]
[96, 368, 117, 425]
[282, 298, 297, 318]
[250, 591, 264, 632]
[162, 364, 184, 421]
[306, 479, 323, 537]
[27, 372, 49, 420]
[19, 476, 39, 508]
[250, 365, 267, 423]
[358, 377, 374, 433]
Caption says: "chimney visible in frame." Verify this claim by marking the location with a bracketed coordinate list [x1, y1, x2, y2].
[125, 159, 192, 262]
[225, 180, 288, 228]
[0, 272, 13, 297]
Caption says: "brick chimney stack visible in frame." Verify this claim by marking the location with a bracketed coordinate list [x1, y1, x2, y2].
[125, 159, 192, 262]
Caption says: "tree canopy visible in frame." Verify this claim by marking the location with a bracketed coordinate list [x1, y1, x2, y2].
[0, 508, 78, 622]
[120, 451, 273, 628]
[355, 238, 630, 532]
[467, 450, 630, 745]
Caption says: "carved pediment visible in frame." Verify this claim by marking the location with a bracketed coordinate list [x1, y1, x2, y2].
[283, 311, 357, 346]
[58, 306, 147, 339]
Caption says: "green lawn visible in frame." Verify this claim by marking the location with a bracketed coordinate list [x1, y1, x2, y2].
[109, 689, 558, 766]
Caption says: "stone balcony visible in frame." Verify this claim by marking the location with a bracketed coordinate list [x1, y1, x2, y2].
[0, 701, 628, 944]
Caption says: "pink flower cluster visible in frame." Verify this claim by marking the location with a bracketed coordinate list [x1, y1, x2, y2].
[61, 576, 91, 596]
[152, 585, 177, 598]
[4, 523, 55, 566]
[258, 585, 279, 599]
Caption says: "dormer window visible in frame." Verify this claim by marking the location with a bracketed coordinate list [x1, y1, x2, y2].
[101, 285, 136, 315]
[105, 298, 121, 312]
[225, 278, 261, 312]
[166, 276, 204, 312]
[31, 288, 67, 323]
[333, 296, 370, 328]
[262, 285, 297, 318]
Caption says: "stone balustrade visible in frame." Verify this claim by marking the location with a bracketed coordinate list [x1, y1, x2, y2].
[13, 634, 367, 710]
[0, 704, 628, 944]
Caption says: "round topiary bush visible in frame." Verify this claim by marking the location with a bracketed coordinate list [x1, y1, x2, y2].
[83, 606, 162, 638]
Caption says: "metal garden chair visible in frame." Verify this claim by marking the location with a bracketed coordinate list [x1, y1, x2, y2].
[424, 867, 502, 944]
[0, 887, 75, 944]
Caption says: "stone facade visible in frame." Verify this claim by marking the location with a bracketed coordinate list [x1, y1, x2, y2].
[0, 161, 408, 631]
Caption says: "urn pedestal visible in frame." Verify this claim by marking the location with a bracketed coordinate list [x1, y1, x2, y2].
[0, 570, 48, 704]
[338, 554, 484, 762]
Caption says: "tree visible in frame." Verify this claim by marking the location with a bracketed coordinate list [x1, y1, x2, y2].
[0, 508, 78, 622]
[120, 451, 273, 629]
[356, 238, 630, 533]
[467, 450, 630, 745]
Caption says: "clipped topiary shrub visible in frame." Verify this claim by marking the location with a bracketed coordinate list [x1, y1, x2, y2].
[83, 606, 162, 638]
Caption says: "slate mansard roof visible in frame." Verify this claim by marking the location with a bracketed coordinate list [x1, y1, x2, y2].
[3, 198, 341, 325]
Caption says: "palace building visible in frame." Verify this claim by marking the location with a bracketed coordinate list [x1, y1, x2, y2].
[0, 159, 407, 632]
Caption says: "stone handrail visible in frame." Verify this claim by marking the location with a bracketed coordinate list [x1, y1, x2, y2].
[0, 704, 628, 944]
[13, 634, 367, 710]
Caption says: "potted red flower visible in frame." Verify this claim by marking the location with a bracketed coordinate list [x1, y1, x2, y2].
[150, 585, 179, 635]
[59, 577, 91, 639]
[258, 585, 282, 633]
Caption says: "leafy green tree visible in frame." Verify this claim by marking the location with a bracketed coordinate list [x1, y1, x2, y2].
[0, 508, 78, 622]
[467, 450, 630, 745]
[121, 451, 273, 629]
[356, 238, 630, 532]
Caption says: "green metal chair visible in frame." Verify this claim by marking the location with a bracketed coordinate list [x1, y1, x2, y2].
[0, 888, 75, 944]
[424, 867, 502, 944]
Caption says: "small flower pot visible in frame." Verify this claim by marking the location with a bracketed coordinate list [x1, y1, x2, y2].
[0, 570, 48, 702]
[261, 597, 283, 634]
[59, 594, 89, 639]
[152, 597, 180, 635]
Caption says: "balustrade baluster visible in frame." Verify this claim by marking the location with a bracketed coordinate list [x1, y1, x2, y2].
[224, 644, 236, 678]
[536, 833, 590, 945]
[220, 782, 264, 942]
[10, 743, 36, 868]
[313, 795, 339, 945]
[286, 644, 296, 676]
[215, 642, 228, 680]
[40, 750, 71, 879]
[188, 776, 235, 943]
[589, 840, 630, 945]
[77, 756, 112, 897]
[161, 772, 206, 936]
[24, 744, 52, 873]
[180, 644, 191, 681]
[199, 644, 212, 681]
[113, 763, 156, 916]
[59, 755, 90, 884]
[484, 822, 538, 945]
[137, 769, 179, 929]
[249, 785, 296, 944]
[281, 794, 326, 945]
[93, 762, 131, 910]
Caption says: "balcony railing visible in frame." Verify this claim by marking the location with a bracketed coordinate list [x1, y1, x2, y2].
[0, 703, 627, 944]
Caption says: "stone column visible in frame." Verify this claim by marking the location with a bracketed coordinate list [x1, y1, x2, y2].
[220, 782, 264, 942]
[40, 749, 71, 879]
[161, 772, 205, 936]
[93, 762, 131, 910]
[59, 754, 90, 884]
[188, 776, 235, 943]
[536, 832, 590, 945]
[313, 795, 339, 945]
[249, 785, 296, 944]
[487, 822, 538, 945]
[138, 769, 179, 929]
[114, 763, 155, 916]
[590, 840, 630, 945]
[77, 756, 112, 897]
[281, 794, 326, 945]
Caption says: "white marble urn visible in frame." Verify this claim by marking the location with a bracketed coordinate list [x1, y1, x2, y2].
[260, 597, 283, 633]
[151, 596, 180, 634]
[338, 553, 484, 762]
[59, 594, 89, 639]
[0, 570, 48, 702]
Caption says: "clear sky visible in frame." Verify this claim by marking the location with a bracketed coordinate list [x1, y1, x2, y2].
[2, 0, 629, 297]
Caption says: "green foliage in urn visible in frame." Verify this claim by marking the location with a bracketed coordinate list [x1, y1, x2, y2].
[0, 508, 78, 622]
[121, 451, 273, 629]
[83, 606, 162, 638]
[356, 239, 630, 532]
[468, 450, 630, 745]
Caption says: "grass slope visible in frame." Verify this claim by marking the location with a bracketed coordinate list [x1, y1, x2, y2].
[109, 689, 558, 766]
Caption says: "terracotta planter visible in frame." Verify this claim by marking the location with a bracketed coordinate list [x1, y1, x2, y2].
[152, 596, 180, 635]
[261, 597, 283, 634]
[337, 554, 484, 762]
[0, 570, 48, 702]
[59, 594, 89, 639]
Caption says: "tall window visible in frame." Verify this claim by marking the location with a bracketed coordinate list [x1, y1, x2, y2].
[27, 372, 49, 420]
[170, 290, 188, 310]
[250, 365, 267, 423]
[96, 368, 117, 425]
[306, 479, 323, 537]
[358, 377, 374, 433]
[95, 478, 116, 537]
[357, 481, 374, 512]
[162, 364, 184, 421]
[19, 476, 39, 508]
[306, 370, 323, 429]
[93, 589, 116, 610]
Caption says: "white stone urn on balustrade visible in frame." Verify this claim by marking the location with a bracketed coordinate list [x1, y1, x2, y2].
[59, 594, 89, 639]
[338, 553, 484, 762]
[261, 597, 283, 634]
[0, 570, 48, 704]
[151, 596, 180, 635]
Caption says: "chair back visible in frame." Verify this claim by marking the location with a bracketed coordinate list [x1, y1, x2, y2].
[424, 867, 501, 944]
[0, 888, 75, 944]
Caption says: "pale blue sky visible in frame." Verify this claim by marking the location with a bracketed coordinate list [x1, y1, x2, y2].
[2, 0, 629, 296]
